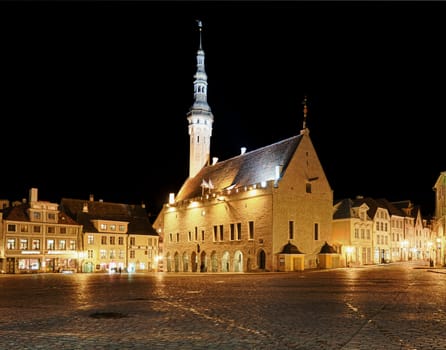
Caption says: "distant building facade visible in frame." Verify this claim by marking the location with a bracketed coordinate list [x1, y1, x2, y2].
[333, 196, 435, 267]
[60, 195, 159, 273]
[433, 171, 446, 265]
[0, 188, 82, 273]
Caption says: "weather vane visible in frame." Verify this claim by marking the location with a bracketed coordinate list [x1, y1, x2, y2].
[302, 95, 308, 129]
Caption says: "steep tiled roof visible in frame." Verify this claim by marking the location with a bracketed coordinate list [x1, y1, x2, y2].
[391, 200, 419, 217]
[60, 198, 158, 236]
[175, 134, 303, 201]
[333, 198, 354, 219]
[2, 203, 78, 225]
[375, 198, 406, 217]
[1, 204, 30, 221]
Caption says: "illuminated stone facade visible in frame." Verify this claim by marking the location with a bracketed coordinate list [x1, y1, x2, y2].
[155, 128, 334, 272]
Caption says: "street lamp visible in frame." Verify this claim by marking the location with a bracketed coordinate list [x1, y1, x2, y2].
[401, 240, 408, 261]
[345, 246, 353, 267]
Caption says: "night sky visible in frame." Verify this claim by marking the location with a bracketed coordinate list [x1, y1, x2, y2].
[1, 1, 445, 218]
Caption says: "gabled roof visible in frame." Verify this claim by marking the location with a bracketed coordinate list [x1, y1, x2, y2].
[175, 134, 303, 201]
[2, 203, 79, 225]
[333, 198, 354, 219]
[60, 198, 158, 236]
[391, 200, 419, 218]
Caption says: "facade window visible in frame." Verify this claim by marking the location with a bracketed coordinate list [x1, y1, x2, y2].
[47, 226, 55, 234]
[188, 231, 192, 241]
[176, 233, 180, 242]
[32, 239, 40, 250]
[88, 235, 94, 245]
[248, 221, 254, 240]
[213, 226, 218, 241]
[110, 249, 115, 259]
[101, 236, 107, 245]
[100, 249, 106, 259]
[237, 223, 242, 240]
[219, 225, 224, 241]
[47, 239, 55, 250]
[110, 236, 115, 245]
[69, 240, 76, 250]
[314, 223, 319, 241]
[88, 250, 94, 259]
[7, 239, 16, 249]
[195, 227, 198, 241]
[289, 221, 294, 240]
[119, 250, 124, 259]
[7, 224, 16, 232]
[100, 223, 107, 230]
[130, 250, 135, 259]
[59, 240, 66, 250]
[119, 225, 125, 231]
[230, 224, 235, 241]
[130, 237, 135, 246]
[306, 183, 312, 193]
[33, 226, 41, 233]
[60, 227, 67, 234]
[33, 212, 41, 220]
[47, 213, 56, 221]
[361, 229, 365, 239]
[354, 228, 359, 239]
[20, 239, 28, 250]
[110, 224, 116, 231]
[201, 230, 205, 241]
[118, 237, 124, 245]
[21, 225, 28, 233]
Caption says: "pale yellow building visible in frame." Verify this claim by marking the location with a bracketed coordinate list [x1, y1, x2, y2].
[60, 195, 159, 273]
[0, 188, 82, 273]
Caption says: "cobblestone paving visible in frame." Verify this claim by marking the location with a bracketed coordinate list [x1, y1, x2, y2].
[0, 263, 445, 349]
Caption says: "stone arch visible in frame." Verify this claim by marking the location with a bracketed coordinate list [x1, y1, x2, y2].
[191, 251, 198, 272]
[233, 250, 243, 272]
[210, 251, 218, 272]
[182, 252, 189, 272]
[258, 249, 266, 270]
[166, 252, 172, 272]
[174, 252, 180, 272]
[200, 251, 207, 272]
[221, 251, 230, 272]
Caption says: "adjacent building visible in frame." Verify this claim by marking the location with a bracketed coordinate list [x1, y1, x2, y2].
[333, 196, 435, 267]
[0, 188, 82, 273]
[60, 195, 159, 273]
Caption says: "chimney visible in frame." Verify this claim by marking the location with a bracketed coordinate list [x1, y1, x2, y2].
[212, 157, 218, 165]
[241, 147, 247, 155]
[89, 194, 94, 202]
[82, 202, 88, 213]
[29, 188, 38, 202]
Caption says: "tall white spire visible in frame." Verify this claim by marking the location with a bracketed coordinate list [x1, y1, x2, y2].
[187, 20, 214, 178]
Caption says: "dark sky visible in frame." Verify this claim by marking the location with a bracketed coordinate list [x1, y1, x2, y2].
[1, 1, 445, 217]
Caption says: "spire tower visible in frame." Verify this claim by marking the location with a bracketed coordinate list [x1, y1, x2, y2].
[187, 20, 214, 178]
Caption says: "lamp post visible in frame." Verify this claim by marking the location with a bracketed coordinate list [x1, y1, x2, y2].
[401, 240, 408, 261]
[345, 246, 353, 267]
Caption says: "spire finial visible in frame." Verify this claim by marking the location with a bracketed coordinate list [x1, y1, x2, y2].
[196, 19, 203, 50]
[302, 95, 308, 130]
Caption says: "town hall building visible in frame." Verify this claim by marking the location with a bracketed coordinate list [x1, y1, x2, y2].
[153, 22, 338, 272]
